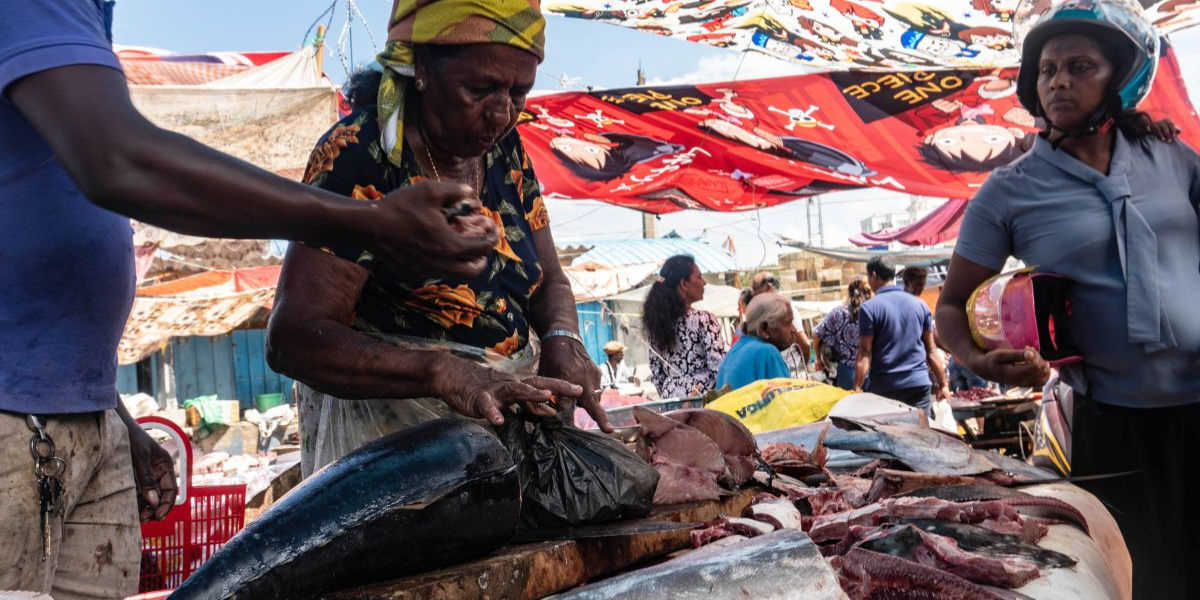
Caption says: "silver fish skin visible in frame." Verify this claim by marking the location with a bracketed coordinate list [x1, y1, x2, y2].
[545, 529, 850, 600]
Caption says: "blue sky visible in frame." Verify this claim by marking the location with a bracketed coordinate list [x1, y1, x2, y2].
[113, 1, 1200, 268]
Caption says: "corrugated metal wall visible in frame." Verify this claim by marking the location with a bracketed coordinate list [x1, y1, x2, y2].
[576, 301, 614, 365]
[230, 329, 293, 406]
[169, 330, 292, 408]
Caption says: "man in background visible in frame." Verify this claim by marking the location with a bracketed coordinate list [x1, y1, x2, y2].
[600, 341, 640, 390]
[854, 257, 949, 411]
[901, 266, 928, 296]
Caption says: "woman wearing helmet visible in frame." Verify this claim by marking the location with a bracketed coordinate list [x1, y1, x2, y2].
[935, 1, 1200, 597]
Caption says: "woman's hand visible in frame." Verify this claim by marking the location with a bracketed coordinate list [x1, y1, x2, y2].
[1133, 115, 1181, 143]
[539, 337, 613, 433]
[433, 359, 576, 426]
[371, 181, 499, 279]
[967, 347, 1051, 389]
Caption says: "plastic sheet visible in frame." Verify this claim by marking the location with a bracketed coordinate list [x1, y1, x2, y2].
[500, 413, 659, 528]
[297, 335, 539, 478]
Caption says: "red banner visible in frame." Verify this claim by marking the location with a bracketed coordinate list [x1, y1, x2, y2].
[519, 46, 1199, 213]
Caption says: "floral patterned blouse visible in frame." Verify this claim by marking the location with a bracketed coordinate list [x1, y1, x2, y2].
[302, 106, 551, 356]
[649, 309, 727, 398]
[813, 305, 859, 364]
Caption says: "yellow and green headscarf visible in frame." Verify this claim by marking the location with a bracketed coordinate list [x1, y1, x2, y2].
[376, 0, 546, 167]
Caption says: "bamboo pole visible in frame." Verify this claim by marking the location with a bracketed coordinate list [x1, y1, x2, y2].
[314, 25, 327, 78]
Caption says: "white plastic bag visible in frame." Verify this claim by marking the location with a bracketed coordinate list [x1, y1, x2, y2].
[930, 398, 958, 433]
[296, 334, 539, 478]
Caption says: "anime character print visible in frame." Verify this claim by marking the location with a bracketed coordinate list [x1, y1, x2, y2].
[957, 26, 1014, 51]
[697, 118, 874, 177]
[768, 105, 835, 131]
[885, 3, 969, 38]
[971, 0, 1020, 22]
[916, 95, 1035, 173]
[549, 132, 684, 181]
[831, 0, 885, 40]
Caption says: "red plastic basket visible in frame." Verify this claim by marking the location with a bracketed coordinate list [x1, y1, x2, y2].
[136, 416, 247, 593]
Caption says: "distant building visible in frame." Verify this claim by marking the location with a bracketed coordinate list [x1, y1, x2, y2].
[860, 196, 940, 233]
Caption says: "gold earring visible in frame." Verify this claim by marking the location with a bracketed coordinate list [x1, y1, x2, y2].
[415, 78, 426, 92]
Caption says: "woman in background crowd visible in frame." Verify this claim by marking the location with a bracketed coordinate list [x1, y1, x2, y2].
[717, 293, 797, 390]
[645, 255, 727, 398]
[813, 276, 873, 390]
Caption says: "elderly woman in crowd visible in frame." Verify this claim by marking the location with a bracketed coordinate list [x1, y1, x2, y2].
[267, 0, 609, 476]
[813, 276, 873, 390]
[716, 293, 797, 390]
[645, 255, 727, 399]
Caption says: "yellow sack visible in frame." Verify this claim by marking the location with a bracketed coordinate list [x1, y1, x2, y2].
[708, 379, 851, 434]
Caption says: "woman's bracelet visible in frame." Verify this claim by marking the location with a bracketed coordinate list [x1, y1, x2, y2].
[540, 329, 584, 345]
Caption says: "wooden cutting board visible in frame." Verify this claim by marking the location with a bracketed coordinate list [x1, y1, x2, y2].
[324, 488, 760, 600]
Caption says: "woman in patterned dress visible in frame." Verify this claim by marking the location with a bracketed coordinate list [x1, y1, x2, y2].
[266, 0, 611, 476]
[644, 255, 728, 399]
[813, 276, 873, 390]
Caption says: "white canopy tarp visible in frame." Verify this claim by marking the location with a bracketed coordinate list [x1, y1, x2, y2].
[564, 261, 660, 303]
[199, 46, 325, 89]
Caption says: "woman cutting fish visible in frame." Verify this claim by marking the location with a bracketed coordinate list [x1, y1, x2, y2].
[935, 1, 1200, 597]
[267, 0, 612, 477]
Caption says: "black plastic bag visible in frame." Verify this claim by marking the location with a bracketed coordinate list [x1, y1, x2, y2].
[499, 414, 660, 528]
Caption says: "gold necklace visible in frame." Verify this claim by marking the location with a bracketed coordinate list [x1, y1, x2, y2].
[419, 129, 482, 190]
[423, 143, 443, 182]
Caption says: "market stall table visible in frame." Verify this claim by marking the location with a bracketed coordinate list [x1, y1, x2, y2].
[322, 488, 760, 600]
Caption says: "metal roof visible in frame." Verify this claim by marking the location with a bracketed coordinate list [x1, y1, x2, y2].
[563, 238, 736, 274]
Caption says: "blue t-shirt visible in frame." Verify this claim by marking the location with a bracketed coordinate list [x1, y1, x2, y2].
[957, 133, 1200, 408]
[1, 0, 134, 414]
[716, 334, 790, 390]
[858, 285, 932, 393]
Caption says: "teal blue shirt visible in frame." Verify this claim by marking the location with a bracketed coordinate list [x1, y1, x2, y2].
[716, 334, 790, 390]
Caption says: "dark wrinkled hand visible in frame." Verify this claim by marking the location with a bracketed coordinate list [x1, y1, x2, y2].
[968, 347, 1051, 389]
[1135, 115, 1181, 143]
[371, 181, 499, 279]
[539, 337, 612, 433]
[127, 425, 178, 522]
[437, 360, 579, 426]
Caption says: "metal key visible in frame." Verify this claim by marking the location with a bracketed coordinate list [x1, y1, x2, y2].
[38, 475, 62, 560]
[28, 415, 66, 561]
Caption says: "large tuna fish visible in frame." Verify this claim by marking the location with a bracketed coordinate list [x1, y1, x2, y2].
[168, 419, 520, 600]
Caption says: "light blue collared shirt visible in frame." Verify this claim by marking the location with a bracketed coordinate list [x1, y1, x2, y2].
[956, 131, 1200, 408]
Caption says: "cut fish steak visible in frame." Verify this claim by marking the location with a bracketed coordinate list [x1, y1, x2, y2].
[856, 525, 1043, 588]
[745, 494, 804, 530]
[635, 407, 725, 505]
[810, 497, 1046, 544]
[664, 408, 758, 487]
[755, 421, 873, 471]
[898, 484, 1031, 503]
[835, 547, 1018, 600]
[690, 516, 777, 548]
